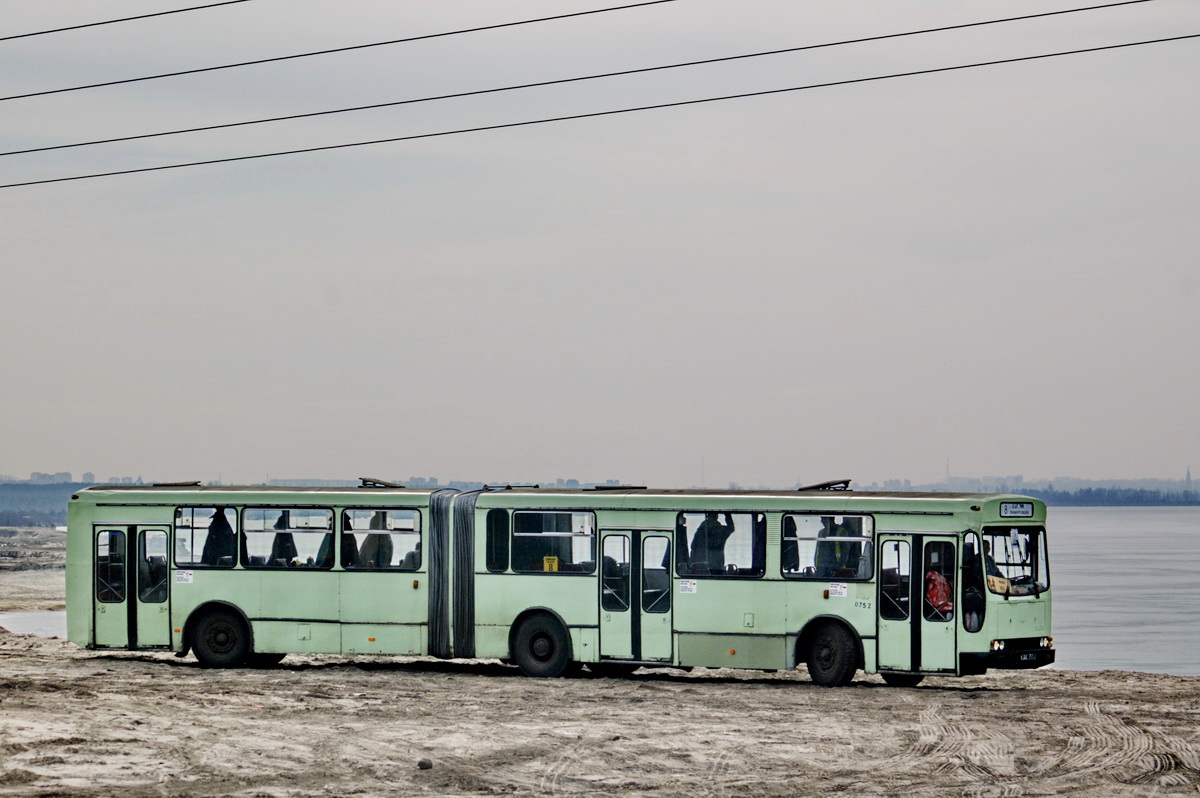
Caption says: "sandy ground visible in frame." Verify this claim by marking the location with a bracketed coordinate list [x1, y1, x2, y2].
[1, 528, 1199, 797]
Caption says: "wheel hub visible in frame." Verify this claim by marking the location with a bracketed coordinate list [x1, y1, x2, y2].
[531, 634, 553, 661]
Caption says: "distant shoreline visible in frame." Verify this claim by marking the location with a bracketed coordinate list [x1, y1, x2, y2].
[1, 482, 1197, 527]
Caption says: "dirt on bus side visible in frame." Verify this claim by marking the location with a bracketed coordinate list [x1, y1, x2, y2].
[2, 558, 1200, 796]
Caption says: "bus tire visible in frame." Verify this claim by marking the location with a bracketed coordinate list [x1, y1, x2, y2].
[881, 672, 925, 688]
[806, 623, 857, 687]
[512, 615, 572, 677]
[192, 608, 250, 668]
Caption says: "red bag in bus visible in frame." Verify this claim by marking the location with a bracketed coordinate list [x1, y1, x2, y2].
[925, 570, 953, 612]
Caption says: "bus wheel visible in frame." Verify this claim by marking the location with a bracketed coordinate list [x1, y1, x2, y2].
[881, 672, 925, 688]
[247, 652, 286, 668]
[193, 609, 249, 668]
[513, 615, 572, 677]
[806, 623, 857, 687]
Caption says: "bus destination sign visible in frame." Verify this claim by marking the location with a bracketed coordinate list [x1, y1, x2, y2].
[999, 502, 1035, 518]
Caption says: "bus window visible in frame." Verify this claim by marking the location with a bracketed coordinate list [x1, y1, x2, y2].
[96, 530, 125, 603]
[511, 511, 596, 574]
[923, 541, 955, 622]
[879, 540, 909, 620]
[243, 508, 334, 569]
[677, 512, 765, 577]
[485, 509, 509, 573]
[961, 532, 985, 633]
[601, 535, 630, 611]
[642, 537, 670, 613]
[781, 515, 873, 580]
[342, 509, 421, 571]
[175, 507, 237, 568]
[138, 529, 168, 603]
[982, 527, 1049, 596]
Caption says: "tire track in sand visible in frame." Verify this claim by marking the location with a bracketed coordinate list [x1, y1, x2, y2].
[1033, 700, 1200, 787]
[902, 703, 1015, 783]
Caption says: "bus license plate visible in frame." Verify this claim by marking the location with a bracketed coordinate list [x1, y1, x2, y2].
[1020, 652, 1037, 661]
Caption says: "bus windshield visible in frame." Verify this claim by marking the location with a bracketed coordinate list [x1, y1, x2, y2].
[981, 526, 1049, 596]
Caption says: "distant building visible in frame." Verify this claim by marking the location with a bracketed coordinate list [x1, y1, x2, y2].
[82, 472, 95, 483]
[29, 472, 72, 484]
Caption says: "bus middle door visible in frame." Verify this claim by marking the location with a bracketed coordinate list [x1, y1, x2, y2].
[598, 530, 673, 663]
[93, 525, 171, 649]
[877, 534, 958, 674]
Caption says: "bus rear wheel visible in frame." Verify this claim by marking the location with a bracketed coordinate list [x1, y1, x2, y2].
[806, 623, 857, 687]
[881, 672, 925, 687]
[513, 615, 572, 677]
[193, 609, 249, 668]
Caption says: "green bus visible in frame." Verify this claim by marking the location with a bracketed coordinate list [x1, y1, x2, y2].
[66, 481, 1053, 686]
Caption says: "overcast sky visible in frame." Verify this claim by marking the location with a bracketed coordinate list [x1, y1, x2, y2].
[2, 0, 1197, 488]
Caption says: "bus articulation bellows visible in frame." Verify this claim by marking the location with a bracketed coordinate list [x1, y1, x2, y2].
[66, 482, 1053, 686]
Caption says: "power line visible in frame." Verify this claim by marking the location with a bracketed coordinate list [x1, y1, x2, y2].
[0, 0, 678, 103]
[0, 0, 1155, 159]
[0, 2, 254, 43]
[2, 33, 1195, 191]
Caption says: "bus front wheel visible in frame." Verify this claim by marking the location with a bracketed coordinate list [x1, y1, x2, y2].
[193, 609, 250, 668]
[513, 615, 572, 677]
[806, 623, 857, 687]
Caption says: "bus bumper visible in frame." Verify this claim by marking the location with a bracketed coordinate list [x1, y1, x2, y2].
[961, 644, 1055, 674]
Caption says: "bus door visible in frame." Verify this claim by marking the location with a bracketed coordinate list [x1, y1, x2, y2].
[877, 535, 958, 674]
[93, 526, 171, 649]
[598, 531, 674, 663]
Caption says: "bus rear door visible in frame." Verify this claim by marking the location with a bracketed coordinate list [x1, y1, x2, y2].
[598, 530, 673, 663]
[93, 525, 171, 649]
[877, 534, 958, 674]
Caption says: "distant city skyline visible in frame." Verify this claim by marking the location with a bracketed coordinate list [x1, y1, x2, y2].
[3, 467, 1194, 494]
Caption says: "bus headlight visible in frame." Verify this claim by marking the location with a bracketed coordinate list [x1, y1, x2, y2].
[990, 640, 1006, 651]
[1040, 637, 1053, 648]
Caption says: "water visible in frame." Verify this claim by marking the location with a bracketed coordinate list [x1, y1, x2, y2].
[0, 610, 66, 638]
[3, 507, 1196, 674]
[1048, 505, 1199, 676]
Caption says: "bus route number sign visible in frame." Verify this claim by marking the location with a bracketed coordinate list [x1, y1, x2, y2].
[1000, 502, 1034, 518]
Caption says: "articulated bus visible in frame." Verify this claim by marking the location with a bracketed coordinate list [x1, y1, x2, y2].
[66, 481, 1053, 686]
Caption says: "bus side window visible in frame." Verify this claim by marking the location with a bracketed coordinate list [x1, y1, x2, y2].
[342, 509, 421, 571]
[138, 529, 168, 603]
[243, 508, 334, 568]
[96, 530, 126, 603]
[174, 507, 236, 569]
[511, 512, 596, 574]
[923, 540, 955, 622]
[879, 540, 909, 620]
[781, 515, 874, 580]
[486, 509, 509, 573]
[961, 532, 985, 633]
[677, 512, 765, 577]
[642, 537, 670, 613]
[601, 535, 630, 611]
[781, 516, 799, 572]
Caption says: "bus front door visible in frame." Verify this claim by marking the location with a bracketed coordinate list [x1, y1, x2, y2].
[877, 535, 958, 674]
[598, 531, 674, 663]
[93, 525, 171, 649]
